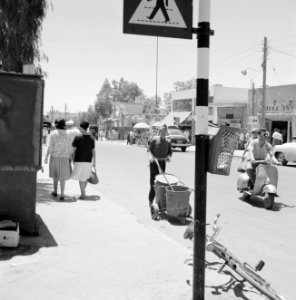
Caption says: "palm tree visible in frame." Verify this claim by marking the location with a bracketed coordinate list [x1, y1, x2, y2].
[0, 0, 50, 73]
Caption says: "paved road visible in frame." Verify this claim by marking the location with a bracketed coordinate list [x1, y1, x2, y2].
[94, 141, 295, 300]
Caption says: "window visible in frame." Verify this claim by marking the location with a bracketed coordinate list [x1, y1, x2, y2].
[172, 99, 192, 112]
[226, 114, 233, 119]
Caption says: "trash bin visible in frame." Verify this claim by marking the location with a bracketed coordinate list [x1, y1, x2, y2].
[165, 185, 191, 220]
[154, 173, 179, 210]
[0, 72, 44, 234]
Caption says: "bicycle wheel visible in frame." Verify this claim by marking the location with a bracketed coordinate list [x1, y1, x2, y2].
[230, 261, 285, 300]
[207, 240, 284, 299]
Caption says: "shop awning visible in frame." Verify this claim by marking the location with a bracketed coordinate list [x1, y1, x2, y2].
[156, 111, 192, 127]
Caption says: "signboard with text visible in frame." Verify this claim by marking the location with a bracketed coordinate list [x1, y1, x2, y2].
[123, 0, 193, 39]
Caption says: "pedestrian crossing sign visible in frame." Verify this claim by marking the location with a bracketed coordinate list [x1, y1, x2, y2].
[123, 0, 192, 39]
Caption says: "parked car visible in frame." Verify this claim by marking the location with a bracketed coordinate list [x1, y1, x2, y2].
[153, 127, 191, 152]
[274, 142, 296, 165]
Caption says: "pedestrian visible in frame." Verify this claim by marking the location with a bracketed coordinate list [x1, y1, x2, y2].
[66, 120, 81, 144]
[272, 128, 283, 146]
[127, 131, 131, 145]
[148, 125, 172, 207]
[42, 126, 48, 145]
[241, 128, 258, 161]
[183, 129, 189, 141]
[44, 119, 72, 201]
[71, 121, 96, 200]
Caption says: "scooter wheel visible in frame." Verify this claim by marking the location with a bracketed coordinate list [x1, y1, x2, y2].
[150, 203, 160, 220]
[186, 204, 192, 217]
[263, 193, 274, 210]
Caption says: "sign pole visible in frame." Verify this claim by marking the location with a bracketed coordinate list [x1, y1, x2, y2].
[193, 0, 212, 299]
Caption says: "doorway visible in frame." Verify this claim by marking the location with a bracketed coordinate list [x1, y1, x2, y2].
[271, 121, 288, 143]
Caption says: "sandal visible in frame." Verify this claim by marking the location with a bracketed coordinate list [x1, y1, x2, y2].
[51, 192, 58, 197]
[59, 196, 65, 201]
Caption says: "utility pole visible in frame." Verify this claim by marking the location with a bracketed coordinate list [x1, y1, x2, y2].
[64, 103, 67, 120]
[155, 36, 159, 109]
[261, 36, 268, 127]
[251, 81, 255, 116]
[193, 0, 213, 299]
[51, 106, 54, 123]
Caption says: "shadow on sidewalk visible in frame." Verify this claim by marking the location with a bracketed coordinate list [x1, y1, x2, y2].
[0, 214, 57, 261]
[185, 259, 257, 299]
[76, 195, 101, 201]
[37, 181, 77, 203]
[238, 196, 295, 211]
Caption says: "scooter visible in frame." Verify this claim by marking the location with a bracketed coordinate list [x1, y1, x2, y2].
[237, 160, 278, 210]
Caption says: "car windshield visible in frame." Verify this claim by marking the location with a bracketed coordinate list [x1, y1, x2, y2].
[168, 129, 184, 135]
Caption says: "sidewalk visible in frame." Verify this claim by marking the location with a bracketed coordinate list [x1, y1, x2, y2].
[0, 153, 243, 300]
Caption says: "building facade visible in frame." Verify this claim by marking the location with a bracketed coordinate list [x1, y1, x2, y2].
[249, 84, 296, 142]
[169, 85, 248, 131]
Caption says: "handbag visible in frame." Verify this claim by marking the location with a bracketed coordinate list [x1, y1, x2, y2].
[88, 167, 99, 184]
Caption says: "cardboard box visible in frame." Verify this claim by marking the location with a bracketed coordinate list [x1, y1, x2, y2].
[0, 223, 20, 248]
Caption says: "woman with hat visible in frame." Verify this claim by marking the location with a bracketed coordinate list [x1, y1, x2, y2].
[44, 119, 72, 201]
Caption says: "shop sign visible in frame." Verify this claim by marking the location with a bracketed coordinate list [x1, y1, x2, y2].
[248, 116, 259, 128]
[266, 101, 294, 114]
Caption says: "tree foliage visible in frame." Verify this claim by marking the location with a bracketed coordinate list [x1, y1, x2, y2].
[94, 77, 144, 120]
[75, 105, 99, 125]
[94, 78, 113, 119]
[173, 78, 196, 91]
[0, 0, 50, 73]
[111, 78, 142, 103]
[143, 96, 161, 114]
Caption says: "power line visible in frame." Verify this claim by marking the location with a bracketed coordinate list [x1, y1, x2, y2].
[269, 47, 296, 58]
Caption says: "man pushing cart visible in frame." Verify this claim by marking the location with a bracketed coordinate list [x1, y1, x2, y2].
[148, 125, 172, 208]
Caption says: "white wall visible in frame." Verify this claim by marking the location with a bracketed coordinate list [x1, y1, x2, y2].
[212, 85, 248, 105]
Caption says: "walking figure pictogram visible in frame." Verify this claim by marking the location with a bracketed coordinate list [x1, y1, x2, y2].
[147, 0, 170, 22]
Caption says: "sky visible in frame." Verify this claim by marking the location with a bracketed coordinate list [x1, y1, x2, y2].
[40, 0, 296, 114]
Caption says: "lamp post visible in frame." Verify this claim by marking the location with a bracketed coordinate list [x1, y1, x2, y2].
[241, 68, 260, 127]
[261, 37, 268, 128]
[155, 36, 159, 109]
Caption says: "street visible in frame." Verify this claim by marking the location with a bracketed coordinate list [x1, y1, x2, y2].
[94, 140, 295, 300]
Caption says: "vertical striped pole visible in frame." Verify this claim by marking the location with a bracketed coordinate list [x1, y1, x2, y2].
[193, 0, 212, 299]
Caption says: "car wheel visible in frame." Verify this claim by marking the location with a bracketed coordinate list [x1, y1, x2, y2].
[181, 147, 186, 152]
[275, 152, 288, 166]
[282, 158, 288, 166]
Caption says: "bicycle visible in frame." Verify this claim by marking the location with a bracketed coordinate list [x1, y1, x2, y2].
[184, 214, 285, 300]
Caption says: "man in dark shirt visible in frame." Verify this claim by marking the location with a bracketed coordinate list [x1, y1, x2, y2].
[148, 125, 172, 206]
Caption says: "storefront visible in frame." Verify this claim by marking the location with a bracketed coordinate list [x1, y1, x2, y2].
[251, 84, 296, 142]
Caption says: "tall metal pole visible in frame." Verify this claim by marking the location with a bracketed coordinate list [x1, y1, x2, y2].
[51, 106, 54, 123]
[251, 81, 255, 116]
[193, 0, 212, 299]
[155, 36, 159, 108]
[64, 103, 67, 120]
[261, 36, 267, 127]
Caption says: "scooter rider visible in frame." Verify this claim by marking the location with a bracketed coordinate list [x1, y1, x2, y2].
[247, 128, 279, 189]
